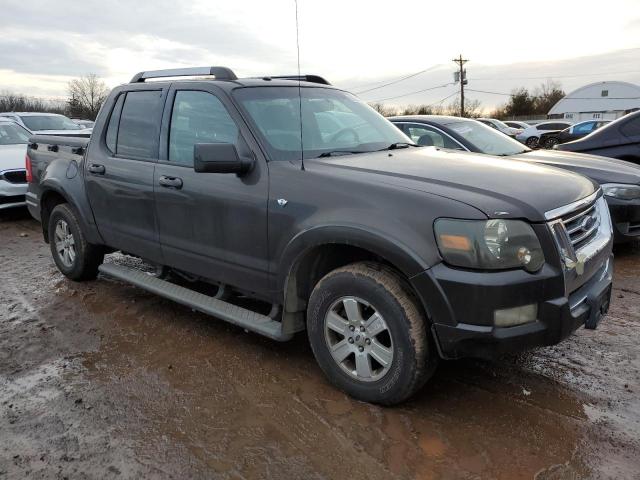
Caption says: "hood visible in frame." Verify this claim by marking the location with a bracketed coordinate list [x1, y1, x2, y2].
[316, 147, 597, 222]
[0, 144, 27, 172]
[33, 129, 92, 137]
[518, 149, 640, 185]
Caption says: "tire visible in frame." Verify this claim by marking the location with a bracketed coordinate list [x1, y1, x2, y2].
[525, 136, 538, 148]
[48, 203, 104, 281]
[306, 262, 437, 405]
[544, 137, 559, 149]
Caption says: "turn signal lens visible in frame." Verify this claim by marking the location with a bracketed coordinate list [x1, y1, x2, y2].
[438, 234, 472, 251]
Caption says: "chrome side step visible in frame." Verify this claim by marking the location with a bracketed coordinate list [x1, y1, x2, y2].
[98, 263, 293, 341]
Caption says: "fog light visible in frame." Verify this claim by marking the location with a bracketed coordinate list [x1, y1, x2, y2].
[494, 304, 538, 327]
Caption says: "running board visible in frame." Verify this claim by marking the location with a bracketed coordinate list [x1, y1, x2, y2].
[98, 263, 292, 341]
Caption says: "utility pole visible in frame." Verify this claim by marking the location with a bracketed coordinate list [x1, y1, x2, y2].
[452, 54, 468, 117]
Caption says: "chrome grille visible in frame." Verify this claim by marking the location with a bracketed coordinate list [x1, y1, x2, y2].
[560, 203, 600, 250]
[1, 170, 27, 184]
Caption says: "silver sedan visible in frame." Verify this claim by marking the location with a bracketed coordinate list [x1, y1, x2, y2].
[0, 119, 30, 210]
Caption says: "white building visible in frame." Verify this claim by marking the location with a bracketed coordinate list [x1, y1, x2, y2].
[548, 81, 640, 121]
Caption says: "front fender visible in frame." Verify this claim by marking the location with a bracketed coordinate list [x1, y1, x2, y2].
[277, 224, 433, 293]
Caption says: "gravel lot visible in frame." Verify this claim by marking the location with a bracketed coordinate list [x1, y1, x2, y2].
[1, 208, 639, 479]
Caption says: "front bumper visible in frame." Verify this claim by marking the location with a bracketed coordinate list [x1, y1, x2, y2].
[0, 180, 27, 210]
[412, 250, 613, 360]
[607, 196, 640, 243]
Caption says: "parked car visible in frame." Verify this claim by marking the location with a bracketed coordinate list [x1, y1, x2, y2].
[72, 119, 95, 129]
[504, 120, 530, 130]
[516, 120, 573, 148]
[539, 120, 611, 149]
[25, 67, 613, 405]
[477, 118, 522, 137]
[0, 112, 92, 137]
[555, 111, 640, 163]
[0, 118, 30, 210]
[390, 115, 640, 243]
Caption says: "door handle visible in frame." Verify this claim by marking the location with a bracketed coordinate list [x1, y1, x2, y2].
[88, 164, 105, 174]
[158, 175, 183, 189]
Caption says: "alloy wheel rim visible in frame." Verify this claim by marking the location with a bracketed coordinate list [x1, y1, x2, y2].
[54, 219, 76, 268]
[324, 296, 394, 382]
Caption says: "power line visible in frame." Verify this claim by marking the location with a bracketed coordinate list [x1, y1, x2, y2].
[366, 83, 454, 103]
[426, 90, 460, 107]
[351, 65, 442, 95]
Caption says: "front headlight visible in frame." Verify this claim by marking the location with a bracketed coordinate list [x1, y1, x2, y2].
[602, 183, 640, 200]
[434, 218, 545, 272]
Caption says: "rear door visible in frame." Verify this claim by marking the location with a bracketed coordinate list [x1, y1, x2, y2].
[154, 84, 270, 297]
[85, 87, 167, 263]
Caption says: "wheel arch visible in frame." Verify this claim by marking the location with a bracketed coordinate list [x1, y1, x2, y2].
[39, 182, 104, 245]
[278, 225, 433, 332]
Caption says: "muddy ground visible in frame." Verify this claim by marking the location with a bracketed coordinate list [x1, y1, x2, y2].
[0, 208, 639, 480]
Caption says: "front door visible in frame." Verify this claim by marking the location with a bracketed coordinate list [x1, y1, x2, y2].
[154, 86, 270, 297]
[85, 88, 167, 263]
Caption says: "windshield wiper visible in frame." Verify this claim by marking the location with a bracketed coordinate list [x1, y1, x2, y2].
[379, 142, 418, 151]
[316, 150, 368, 158]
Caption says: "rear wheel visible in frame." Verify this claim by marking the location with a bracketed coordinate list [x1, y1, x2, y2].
[525, 136, 538, 148]
[48, 204, 104, 281]
[307, 262, 437, 405]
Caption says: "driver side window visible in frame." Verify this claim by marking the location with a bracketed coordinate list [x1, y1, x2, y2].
[169, 91, 239, 166]
[405, 124, 464, 150]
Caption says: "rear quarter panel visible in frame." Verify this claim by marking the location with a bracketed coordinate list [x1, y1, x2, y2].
[27, 137, 103, 244]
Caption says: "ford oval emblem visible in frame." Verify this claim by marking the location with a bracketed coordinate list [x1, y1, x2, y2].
[579, 215, 595, 233]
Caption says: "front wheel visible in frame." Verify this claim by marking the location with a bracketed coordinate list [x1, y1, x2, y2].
[48, 203, 104, 281]
[543, 137, 559, 149]
[307, 262, 437, 405]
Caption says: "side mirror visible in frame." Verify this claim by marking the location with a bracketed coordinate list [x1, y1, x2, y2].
[194, 143, 253, 174]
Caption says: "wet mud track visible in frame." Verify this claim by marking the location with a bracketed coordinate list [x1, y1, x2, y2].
[1, 209, 639, 479]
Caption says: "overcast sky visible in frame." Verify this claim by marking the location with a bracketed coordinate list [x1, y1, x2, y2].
[1, 0, 640, 111]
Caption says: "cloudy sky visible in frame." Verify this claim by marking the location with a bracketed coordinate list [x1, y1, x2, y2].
[1, 0, 640, 111]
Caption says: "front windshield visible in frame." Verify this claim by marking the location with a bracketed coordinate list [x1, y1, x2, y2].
[446, 120, 529, 156]
[0, 122, 31, 145]
[233, 87, 410, 160]
[20, 115, 81, 131]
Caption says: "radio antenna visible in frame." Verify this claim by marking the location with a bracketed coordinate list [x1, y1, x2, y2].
[294, 0, 305, 171]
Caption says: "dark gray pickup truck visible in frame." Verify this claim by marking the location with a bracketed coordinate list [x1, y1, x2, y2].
[26, 67, 614, 404]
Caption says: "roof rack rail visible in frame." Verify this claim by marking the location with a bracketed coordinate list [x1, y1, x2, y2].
[130, 66, 238, 83]
[268, 75, 331, 85]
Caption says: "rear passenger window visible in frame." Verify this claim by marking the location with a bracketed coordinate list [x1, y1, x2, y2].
[105, 94, 125, 153]
[168, 91, 239, 166]
[117, 90, 163, 159]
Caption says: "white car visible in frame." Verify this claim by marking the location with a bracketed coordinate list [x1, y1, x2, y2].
[477, 118, 523, 137]
[504, 120, 530, 130]
[515, 120, 572, 148]
[0, 112, 92, 137]
[0, 119, 30, 210]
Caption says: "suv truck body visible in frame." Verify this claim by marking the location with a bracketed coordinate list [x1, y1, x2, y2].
[25, 67, 614, 404]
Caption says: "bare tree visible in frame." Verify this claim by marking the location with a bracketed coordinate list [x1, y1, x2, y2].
[0, 90, 66, 114]
[368, 102, 398, 117]
[532, 79, 564, 115]
[445, 97, 483, 118]
[67, 74, 110, 120]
